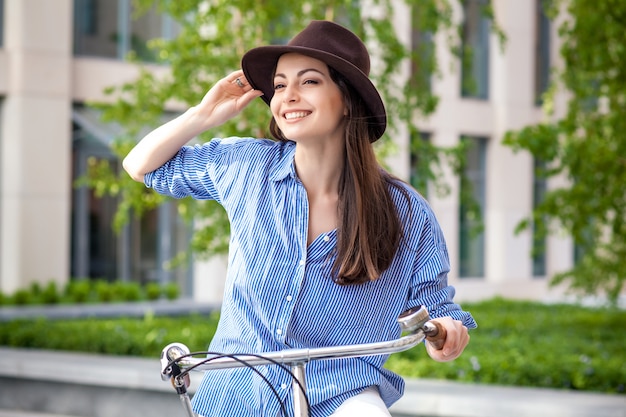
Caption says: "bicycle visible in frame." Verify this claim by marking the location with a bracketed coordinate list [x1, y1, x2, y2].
[160, 305, 446, 417]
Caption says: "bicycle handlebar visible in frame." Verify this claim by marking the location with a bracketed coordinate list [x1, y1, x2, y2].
[161, 305, 445, 378]
[162, 330, 425, 378]
[160, 305, 445, 417]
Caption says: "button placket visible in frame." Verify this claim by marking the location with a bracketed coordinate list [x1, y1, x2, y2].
[273, 176, 308, 345]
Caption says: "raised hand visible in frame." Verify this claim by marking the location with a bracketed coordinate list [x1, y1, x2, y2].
[194, 70, 263, 130]
[123, 70, 262, 182]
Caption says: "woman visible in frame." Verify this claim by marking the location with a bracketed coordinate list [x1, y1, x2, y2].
[124, 20, 476, 417]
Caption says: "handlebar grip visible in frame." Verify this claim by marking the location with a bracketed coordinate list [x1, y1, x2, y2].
[423, 320, 447, 350]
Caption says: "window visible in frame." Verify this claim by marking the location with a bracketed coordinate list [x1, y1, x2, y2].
[532, 159, 547, 276]
[71, 106, 191, 291]
[0, 0, 4, 48]
[409, 132, 431, 197]
[534, 0, 551, 105]
[459, 136, 487, 277]
[73, 0, 180, 61]
[573, 227, 593, 266]
[460, 0, 490, 99]
[410, 5, 435, 94]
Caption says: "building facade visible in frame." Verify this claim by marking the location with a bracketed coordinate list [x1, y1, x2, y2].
[0, 0, 575, 303]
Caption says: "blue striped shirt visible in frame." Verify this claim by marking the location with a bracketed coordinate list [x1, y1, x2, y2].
[145, 137, 477, 417]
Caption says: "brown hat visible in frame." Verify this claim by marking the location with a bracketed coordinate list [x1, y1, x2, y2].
[241, 20, 387, 141]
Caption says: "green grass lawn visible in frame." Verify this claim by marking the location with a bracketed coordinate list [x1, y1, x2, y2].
[1, 297, 624, 394]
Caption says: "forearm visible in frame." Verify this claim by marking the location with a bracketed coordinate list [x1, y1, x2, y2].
[122, 106, 210, 182]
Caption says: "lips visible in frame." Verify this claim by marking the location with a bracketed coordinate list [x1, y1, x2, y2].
[284, 111, 311, 120]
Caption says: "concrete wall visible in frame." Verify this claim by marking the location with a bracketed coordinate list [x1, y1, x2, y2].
[0, 0, 73, 293]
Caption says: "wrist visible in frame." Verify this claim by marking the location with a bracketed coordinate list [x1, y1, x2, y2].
[179, 105, 215, 138]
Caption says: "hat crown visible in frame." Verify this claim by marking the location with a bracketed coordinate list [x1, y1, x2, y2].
[287, 21, 370, 76]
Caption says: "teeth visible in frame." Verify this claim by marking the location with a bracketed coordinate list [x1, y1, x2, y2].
[285, 112, 310, 120]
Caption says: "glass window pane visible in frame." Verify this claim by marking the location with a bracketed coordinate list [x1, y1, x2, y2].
[532, 158, 547, 276]
[0, 0, 4, 48]
[71, 105, 190, 289]
[535, 0, 551, 105]
[411, 5, 435, 93]
[74, 0, 179, 61]
[459, 136, 487, 277]
[461, 0, 490, 99]
[409, 132, 431, 196]
[74, 0, 119, 58]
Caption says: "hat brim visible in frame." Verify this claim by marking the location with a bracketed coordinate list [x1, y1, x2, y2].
[242, 45, 386, 140]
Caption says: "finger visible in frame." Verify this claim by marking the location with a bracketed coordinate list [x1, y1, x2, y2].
[236, 89, 264, 110]
[225, 70, 245, 82]
[225, 70, 252, 89]
[232, 76, 252, 90]
[444, 325, 469, 358]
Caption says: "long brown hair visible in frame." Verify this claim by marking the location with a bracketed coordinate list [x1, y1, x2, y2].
[270, 66, 408, 285]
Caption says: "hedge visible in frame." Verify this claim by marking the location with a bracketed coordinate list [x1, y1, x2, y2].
[0, 298, 624, 394]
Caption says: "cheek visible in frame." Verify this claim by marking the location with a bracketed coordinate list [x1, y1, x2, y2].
[269, 98, 280, 119]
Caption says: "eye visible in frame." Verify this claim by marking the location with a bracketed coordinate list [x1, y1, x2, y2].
[303, 79, 319, 85]
[273, 82, 286, 90]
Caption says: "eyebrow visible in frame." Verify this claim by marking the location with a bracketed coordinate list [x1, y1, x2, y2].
[274, 68, 327, 79]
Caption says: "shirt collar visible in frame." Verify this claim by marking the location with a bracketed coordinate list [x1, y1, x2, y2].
[269, 141, 297, 182]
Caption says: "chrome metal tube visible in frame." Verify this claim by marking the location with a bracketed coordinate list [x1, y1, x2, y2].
[171, 331, 425, 374]
[179, 392, 196, 417]
[291, 362, 308, 417]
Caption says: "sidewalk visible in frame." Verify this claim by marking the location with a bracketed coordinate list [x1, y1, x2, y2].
[0, 347, 623, 417]
[392, 378, 625, 417]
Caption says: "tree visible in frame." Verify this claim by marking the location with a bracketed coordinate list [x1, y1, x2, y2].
[86, 0, 498, 266]
[503, 0, 626, 304]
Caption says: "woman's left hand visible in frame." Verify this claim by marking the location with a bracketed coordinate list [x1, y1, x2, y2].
[425, 316, 470, 362]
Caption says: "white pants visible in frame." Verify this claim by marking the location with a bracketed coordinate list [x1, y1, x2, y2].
[330, 386, 391, 417]
[199, 386, 390, 417]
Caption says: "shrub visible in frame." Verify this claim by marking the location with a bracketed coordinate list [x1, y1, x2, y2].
[65, 281, 91, 303]
[94, 280, 115, 302]
[163, 282, 180, 300]
[29, 282, 42, 297]
[12, 289, 32, 305]
[145, 282, 162, 300]
[112, 281, 142, 302]
[0, 313, 220, 358]
[40, 281, 60, 304]
[0, 279, 183, 306]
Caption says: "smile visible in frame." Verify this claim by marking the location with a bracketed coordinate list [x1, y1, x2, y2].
[284, 111, 311, 120]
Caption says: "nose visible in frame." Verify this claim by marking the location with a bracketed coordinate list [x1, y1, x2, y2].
[282, 84, 299, 103]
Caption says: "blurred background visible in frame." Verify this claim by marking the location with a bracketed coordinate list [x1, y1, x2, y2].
[0, 0, 624, 307]
[0, 1, 625, 416]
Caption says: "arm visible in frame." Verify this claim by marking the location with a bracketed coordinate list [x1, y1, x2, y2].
[123, 70, 263, 182]
[402, 195, 475, 362]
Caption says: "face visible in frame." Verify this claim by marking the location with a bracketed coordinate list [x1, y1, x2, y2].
[270, 53, 347, 144]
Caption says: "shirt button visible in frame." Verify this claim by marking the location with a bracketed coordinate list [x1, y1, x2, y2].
[286, 295, 293, 302]
[323, 235, 330, 242]
[276, 329, 283, 335]
[299, 259, 305, 266]
[281, 383, 288, 389]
